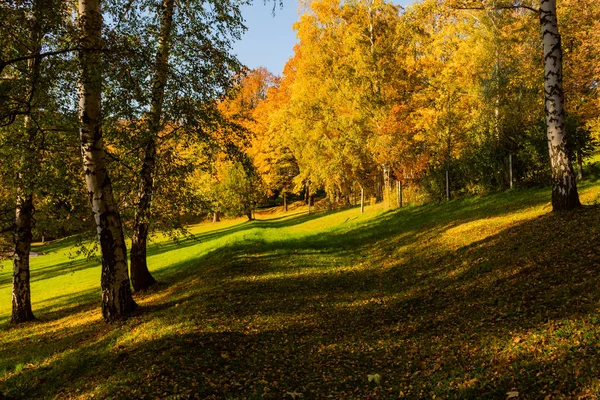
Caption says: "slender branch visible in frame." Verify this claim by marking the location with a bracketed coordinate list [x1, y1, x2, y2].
[0, 47, 77, 74]
[105, 150, 137, 172]
[0, 225, 14, 234]
[451, 4, 539, 14]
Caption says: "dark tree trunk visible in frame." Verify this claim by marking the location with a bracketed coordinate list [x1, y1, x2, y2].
[539, 0, 580, 211]
[130, 220, 156, 292]
[130, 139, 158, 292]
[12, 120, 37, 324]
[78, 0, 136, 321]
[246, 209, 253, 220]
[397, 180, 403, 208]
[11, 0, 43, 324]
[130, 0, 175, 291]
[577, 149, 583, 181]
[212, 211, 221, 223]
[12, 195, 35, 324]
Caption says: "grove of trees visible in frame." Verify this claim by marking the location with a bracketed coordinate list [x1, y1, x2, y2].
[1, 0, 598, 323]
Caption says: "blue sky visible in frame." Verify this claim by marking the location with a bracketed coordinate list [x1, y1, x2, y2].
[233, 0, 415, 76]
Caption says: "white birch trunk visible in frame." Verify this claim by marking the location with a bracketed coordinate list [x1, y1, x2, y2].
[78, 0, 136, 322]
[539, 0, 580, 211]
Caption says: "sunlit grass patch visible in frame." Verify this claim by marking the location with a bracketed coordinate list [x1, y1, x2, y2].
[1, 182, 600, 398]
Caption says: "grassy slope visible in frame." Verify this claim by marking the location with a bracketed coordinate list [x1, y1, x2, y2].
[1, 180, 600, 399]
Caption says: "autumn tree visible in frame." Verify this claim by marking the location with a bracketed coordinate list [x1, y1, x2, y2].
[447, 0, 582, 209]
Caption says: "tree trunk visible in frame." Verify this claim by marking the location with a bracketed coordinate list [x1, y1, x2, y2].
[11, 1, 43, 324]
[212, 211, 221, 223]
[306, 181, 311, 213]
[130, 0, 175, 291]
[383, 165, 390, 207]
[360, 187, 365, 214]
[397, 180, 403, 208]
[509, 154, 514, 189]
[539, 0, 580, 211]
[12, 194, 35, 324]
[12, 119, 38, 324]
[246, 209, 253, 220]
[577, 149, 583, 181]
[78, 0, 136, 322]
[283, 193, 287, 212]
[445, 169, 450, 200]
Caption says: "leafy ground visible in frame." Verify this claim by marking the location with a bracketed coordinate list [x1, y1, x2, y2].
[2, 179, 600, 399]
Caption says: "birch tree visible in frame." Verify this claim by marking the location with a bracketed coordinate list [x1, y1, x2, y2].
[9, 0, 44, 324]
[102, 0, 245, 291]
[78, 0, 136, 321]
[128, 0, 175, 292]
[539, 0, 580, 210]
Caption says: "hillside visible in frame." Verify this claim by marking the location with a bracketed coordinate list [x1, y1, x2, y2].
[2, 180, 600, 399]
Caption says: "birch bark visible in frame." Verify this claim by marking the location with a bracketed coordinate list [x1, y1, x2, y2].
[78, 0, 136, 321]
[539, 0, 580, 211]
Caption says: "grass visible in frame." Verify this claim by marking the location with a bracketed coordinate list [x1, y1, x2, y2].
[2, 179, 600, 399]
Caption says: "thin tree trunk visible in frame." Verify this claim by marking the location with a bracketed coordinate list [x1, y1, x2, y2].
[383, 165, 390, 208]
[12, 193, 35, 324]
[509, 154, 514, 189]
[212, 211, 220, 223]
[577, 149, 583, 181]
[397, 180, 403, 208]
[360, 187, 365, 214]
[12, 0, 44, 324]
[12, 118, 38, 324]
[306, 181, 311, 213]
[78, 0, 136, 322]
[446, 169, 450, 200]
[130, 0, 175, 291]
[539, 0, 580, 211]
[283, 193, 287, 212]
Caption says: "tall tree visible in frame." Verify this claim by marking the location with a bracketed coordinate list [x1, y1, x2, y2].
[10, 0, 44, 324]
[539, 0, 580, 210]
[129, 0, 175, 292]
[103, 0, 245, 291]
[78, 0, 136, 321]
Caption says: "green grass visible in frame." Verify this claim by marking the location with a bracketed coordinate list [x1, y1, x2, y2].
[2, 179, 600, 399]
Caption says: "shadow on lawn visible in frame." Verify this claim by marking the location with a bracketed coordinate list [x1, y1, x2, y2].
[144, 207, 354, 260]
[3, 189, 600, 399]
[0, 258, 98, 289]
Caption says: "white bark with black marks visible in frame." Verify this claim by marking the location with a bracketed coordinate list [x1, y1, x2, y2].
[539, 0, 580, 211]
[78, 0, 136, 322]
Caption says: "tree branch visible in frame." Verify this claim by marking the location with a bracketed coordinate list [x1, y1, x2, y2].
[450, 2, 539, 14]
[0, 47, 77, 75]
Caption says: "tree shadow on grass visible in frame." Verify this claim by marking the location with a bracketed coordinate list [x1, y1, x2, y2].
[0, 258, 98, 289]
[3, 190, 599, 399]
[144, 207, 356, 260]
[140, 202, 599, 398]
